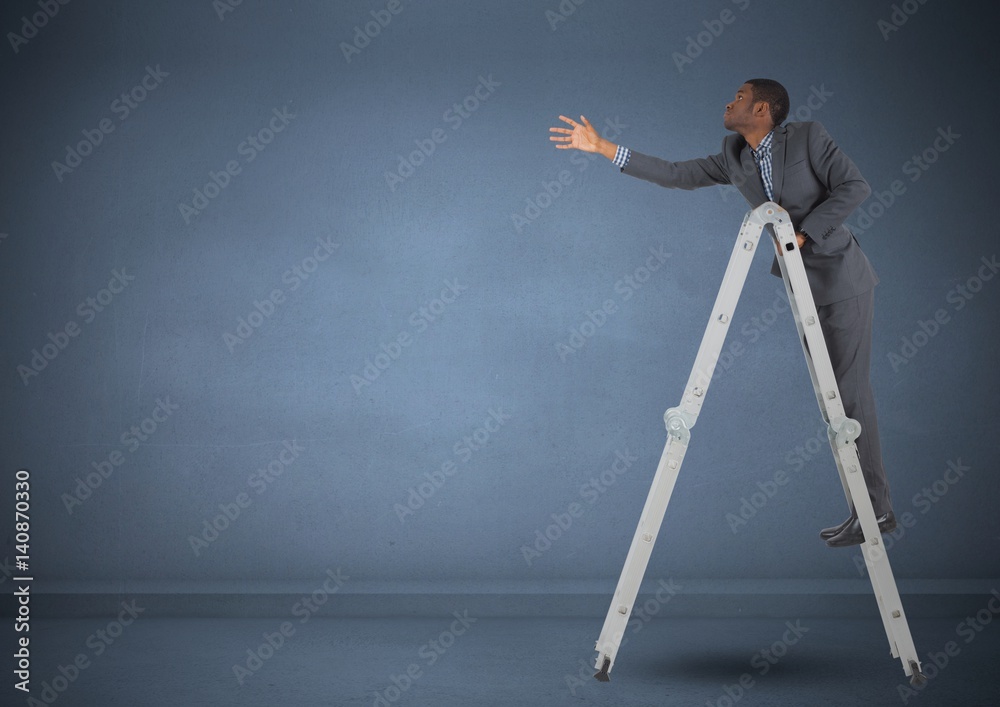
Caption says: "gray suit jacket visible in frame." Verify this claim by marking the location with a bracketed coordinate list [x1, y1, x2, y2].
[621, 121, 878, 306]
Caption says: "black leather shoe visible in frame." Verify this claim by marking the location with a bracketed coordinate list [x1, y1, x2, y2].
[820, 514, 856, 540]
[825, 511, 897, 548]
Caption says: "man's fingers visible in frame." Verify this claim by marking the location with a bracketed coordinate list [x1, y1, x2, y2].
[553, 114, 593, 151]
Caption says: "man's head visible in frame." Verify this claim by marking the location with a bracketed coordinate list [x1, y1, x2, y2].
[723, 79, 789, 135]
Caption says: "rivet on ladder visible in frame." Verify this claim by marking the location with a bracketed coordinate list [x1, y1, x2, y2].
[806, 316, 815, 325]
[892, 610, 901, 618]
[870, 537, 879, 546]
[743, 241, 753, 251]
[718, 313, 729, 323]
[618, 605, 628, 615]
[826, 391, 837, 399]
[642, 533, 652, 542]
[849, 465, 858, 473]
[693, 387, 704, 397]
[668, 460, 678, 470]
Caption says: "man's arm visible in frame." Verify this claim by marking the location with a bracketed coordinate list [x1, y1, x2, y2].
[618, 148, 730, 190]
[796, 121, 872, 253]
[549, 114, 729, 189]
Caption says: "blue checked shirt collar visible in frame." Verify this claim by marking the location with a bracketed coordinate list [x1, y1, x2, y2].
[750, 130, 775, 201]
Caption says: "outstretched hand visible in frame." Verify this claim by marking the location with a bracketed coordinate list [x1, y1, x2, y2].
[549, 115, 607, 155]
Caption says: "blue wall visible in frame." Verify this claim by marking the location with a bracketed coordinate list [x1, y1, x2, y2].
[1, 0, 997, 604]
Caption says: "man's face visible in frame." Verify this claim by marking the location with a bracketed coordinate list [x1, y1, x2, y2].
[723, 83, 759, 132]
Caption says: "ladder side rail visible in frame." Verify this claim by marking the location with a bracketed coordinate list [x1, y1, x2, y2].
[677, 211, 767, 424]
[592, 209, 767, 680]
[774, 250, 899, 649]
[772, 239, 899, 653]
[769, 209, 922, 678]
[591, 436, 689, 679]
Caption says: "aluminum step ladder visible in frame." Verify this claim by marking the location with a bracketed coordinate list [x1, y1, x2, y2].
[592, 201, 926, 687]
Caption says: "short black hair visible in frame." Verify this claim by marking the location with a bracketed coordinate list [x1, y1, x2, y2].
[744, 79, 789, 127]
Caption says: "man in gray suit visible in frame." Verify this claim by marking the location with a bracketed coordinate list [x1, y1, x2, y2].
[550, 79, 894, 547]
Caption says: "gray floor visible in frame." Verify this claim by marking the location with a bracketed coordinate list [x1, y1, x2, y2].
[10, 616, 999, 706]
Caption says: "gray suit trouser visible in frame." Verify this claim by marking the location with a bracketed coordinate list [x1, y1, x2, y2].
[805, 287, 892, 517]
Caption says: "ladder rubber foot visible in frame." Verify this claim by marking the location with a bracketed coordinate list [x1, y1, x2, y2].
[593, 656, 611, 682]
[908, 660, 927, 687]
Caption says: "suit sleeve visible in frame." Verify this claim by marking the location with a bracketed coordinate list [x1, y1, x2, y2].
[797, 122, 871, 253]
[621, 141, 731, 190]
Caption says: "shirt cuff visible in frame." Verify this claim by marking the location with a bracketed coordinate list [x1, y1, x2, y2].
[613, 145, 631, 171]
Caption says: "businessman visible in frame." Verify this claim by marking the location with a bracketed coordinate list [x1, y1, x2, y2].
[549, 79, 893, 547]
